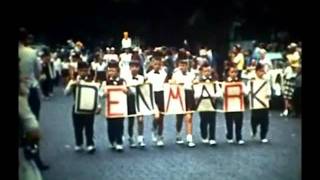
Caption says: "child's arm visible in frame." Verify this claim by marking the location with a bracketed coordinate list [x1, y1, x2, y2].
[242, 81, 250, 96]
[96, 93, 102, 114]
[64, 80, 76, 96]
[98, 82, 106, 98]
[213, 82, 223, 98]
[266, 81, 272, 99]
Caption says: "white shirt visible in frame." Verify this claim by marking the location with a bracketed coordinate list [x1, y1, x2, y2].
[53, 58, 62, 74]
[259, 57, 273, 72]
[103, 54, 119, 62]
[19, 44, 41, 88]
[91, 61, 107, 72]
[171, 69, 196, 90]
[146, 69, 167, 92]
[119, 53, 132, 78]
[121, 38, 132, 49]
[124, 73, 145, 94]
[62, 62, 70, 70]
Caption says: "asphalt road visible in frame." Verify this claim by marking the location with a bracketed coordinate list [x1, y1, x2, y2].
[40, 86, 301, 180]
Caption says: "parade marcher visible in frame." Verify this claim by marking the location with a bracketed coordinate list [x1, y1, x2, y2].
[64, 62, 101, 153]
[99, 60, 127, 151]
[223, 65, 248, 145]
[193, 63, 221, 145]
[249, 63, 272, 143]
[145, 52, 168, 147]
[170, 52, 197, 148]
[124, 60, 146, 147]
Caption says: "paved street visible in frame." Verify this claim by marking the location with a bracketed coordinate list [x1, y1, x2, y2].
[40, 86, 301, 180]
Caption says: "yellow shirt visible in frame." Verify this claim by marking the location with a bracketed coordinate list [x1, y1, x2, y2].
[233, 53, 245, 70]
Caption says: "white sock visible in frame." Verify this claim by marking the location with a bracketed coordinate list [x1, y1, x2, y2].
[186, 134, 193, 142]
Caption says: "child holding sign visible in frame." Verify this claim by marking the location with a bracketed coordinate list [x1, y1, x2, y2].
[124, 60, 146, 148]
[99, 60, 128, 152]
[146, 52, 168, 147]
[223, 66, 248, 145]
[64, 62, 101, 154]
[194, 63, 221, 146]
[249, 63, 271, 143]
[170, 53, 196, 148]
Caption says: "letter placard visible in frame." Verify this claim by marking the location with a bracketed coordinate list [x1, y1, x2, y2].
[105, 86, 128, 118]
[164, 84, 186, 114]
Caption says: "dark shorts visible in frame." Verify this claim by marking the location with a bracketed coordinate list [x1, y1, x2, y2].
[185, 90, 195, 111]
[127, 94, 136, 115]
[154, 91, 164, 112]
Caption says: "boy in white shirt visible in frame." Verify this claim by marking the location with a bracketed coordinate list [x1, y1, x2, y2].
[170, 54, 196, 148]
[145, 53, 168, 147]
[64, 62, 101, 153]
[124, 60, 146, 147]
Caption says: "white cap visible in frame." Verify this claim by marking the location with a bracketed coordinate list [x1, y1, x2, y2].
[106, 47, 110, 51]
[110, 47, 115, 51]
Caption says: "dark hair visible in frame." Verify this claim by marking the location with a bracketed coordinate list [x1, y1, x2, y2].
[226, 65, 236, 74]
[129, 60, 140, 66]
[177, 51, 188, 61]
[255, 63, 264, 71]
[199, 62, 210, 71]
[108, 60, 120, 71]
[78, 62, 89, 69]
[131, 53, 141, 61]
[41, 49, 51, 58]
[152, 51, 163, 59]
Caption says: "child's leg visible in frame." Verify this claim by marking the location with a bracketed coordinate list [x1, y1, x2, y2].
[115, 119, 124, 145]
[137, 116, 144, 136]
[84, 114, 95, 146]
[199, 112, 208, 139]
[128, 117, 135, 138]
[107, 119, 115, 145]
[251, 110, 259, 136]
[234, 112, 244, 141]
[152, 118, 158, 132]
[208, 112, 216, 140]
[185, 113, 193, 135]
[260, 110, 269, 139]
[176, 114, 184, 134]
[73, 113, 84, 146]
[225, 113, 233, 140]
[157, 115, 164, 136]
